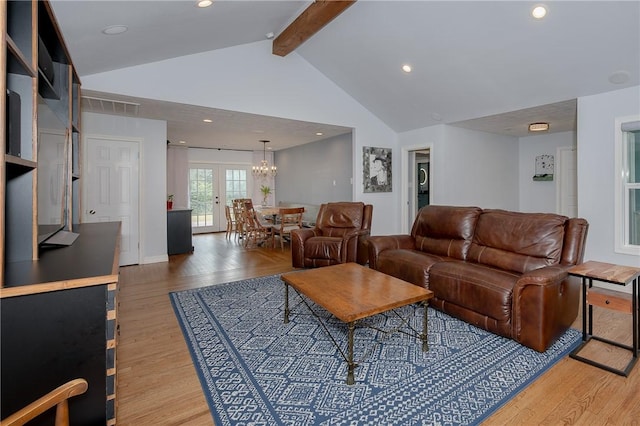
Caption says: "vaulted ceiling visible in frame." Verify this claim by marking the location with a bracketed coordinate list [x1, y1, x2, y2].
[51, 1, 639, 150]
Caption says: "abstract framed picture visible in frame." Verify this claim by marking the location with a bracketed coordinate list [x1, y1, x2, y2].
[533, 154, 554, 181]
[363, 146, 392, 193]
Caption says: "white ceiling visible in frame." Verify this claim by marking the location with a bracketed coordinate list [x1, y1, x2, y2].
[80, 89, 353, 150]
[51, 1, 639, 150]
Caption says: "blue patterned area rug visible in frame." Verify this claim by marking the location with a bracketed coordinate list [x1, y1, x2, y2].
[170, 274, 581, 426]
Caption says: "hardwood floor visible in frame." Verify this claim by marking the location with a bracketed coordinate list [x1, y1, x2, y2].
[116, 233, 639, 425]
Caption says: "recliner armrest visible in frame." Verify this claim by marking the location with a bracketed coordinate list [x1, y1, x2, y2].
[291, 228, 320, 268]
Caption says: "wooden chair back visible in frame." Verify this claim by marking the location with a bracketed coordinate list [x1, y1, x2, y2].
[241, 202, 274, 247]
[224, 205, 236, 239]
[276, 207, 305, 249]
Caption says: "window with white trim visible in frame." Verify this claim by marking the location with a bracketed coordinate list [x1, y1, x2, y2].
[615, 117, 640, 255]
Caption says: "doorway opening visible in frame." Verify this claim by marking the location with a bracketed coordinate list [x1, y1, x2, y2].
[402, 145, 432, 232]
[188, 163, 250, 233]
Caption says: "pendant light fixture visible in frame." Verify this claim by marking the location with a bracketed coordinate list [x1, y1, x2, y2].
[252, 140, 277, 178]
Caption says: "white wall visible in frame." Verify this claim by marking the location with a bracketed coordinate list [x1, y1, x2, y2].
[398, 124, 519, 216]
[275, 133, 352, 205]
[187, 147, 254, 165]
[577, 85, 640, 269]
[167, 145, 188, 208]
[82, 112, 168, 264]
[81, 40, 398, 235]
[519, 131, 576, 213]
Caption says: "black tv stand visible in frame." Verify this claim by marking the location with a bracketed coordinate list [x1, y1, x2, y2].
[42, 230, 80, 246]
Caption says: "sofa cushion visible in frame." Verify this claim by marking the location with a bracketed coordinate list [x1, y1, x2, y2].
[411, 205, 482, 260]
[377, 249, 450, 288]
[467, 210, 566, 274]
[429, 261, 520, 322]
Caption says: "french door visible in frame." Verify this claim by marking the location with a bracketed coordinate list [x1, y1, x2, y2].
[189, 163, 250, 233]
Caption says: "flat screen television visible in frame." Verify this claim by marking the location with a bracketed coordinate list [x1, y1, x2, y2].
[36, 95, 77, 246]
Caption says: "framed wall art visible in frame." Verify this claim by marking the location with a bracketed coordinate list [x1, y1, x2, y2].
[363, 146, 392, 193]
[533, 154, 554, 181]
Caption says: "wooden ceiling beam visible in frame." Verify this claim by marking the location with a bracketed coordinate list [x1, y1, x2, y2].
[273, 0, 356, 57]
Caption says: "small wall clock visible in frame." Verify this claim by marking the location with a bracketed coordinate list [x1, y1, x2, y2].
[533, 154, 554, 181]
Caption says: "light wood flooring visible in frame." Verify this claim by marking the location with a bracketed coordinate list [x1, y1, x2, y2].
[116, 233, 639, 425]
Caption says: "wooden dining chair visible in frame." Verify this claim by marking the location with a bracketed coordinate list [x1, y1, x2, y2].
[0, 378, 88, 426]
[241, 202, 275, 248]
[232, 198, 253, 241]
[274, 207, 305, 249]
[224, 205, 236, 240]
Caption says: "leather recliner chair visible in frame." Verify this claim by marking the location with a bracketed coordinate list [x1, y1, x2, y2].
[291, 202, 373, 268]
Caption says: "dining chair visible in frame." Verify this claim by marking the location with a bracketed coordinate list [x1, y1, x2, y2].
[274, 207, 305, 249]
[224, 205, 237, 240]
[232, 198, 253, 241]
[241, 202, 275, 248]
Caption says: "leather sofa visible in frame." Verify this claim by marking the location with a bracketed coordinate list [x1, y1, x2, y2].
[367, 205, 589, 352]
[291, 202, 373, 268]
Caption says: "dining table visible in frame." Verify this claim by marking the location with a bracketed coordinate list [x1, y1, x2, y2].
[255, 206, 281, 224]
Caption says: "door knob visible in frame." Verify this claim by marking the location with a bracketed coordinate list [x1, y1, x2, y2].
[89, 209, 96, 215]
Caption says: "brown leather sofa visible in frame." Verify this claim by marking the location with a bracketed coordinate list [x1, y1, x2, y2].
[367, 205, 589, 352]
[291, 202, 373, 268]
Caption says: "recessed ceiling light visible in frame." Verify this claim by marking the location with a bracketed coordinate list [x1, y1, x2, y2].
[402, 64, 412, 73]
[316, 132, 323, 136]
[197, 0, 213, 8]
[203, 119, 212, 123]
[102, 25, 128, 35]
[532, 5, 547, 19]
[609, 70, 630, 85]
[528, 122, 550, 132]
[179, 140, 187, 144]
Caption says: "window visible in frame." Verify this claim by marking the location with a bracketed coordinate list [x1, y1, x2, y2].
[225, 169, 248, 206]
[615, 117, 640, 255]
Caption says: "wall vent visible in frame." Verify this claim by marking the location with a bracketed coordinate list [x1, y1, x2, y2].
[81, 95, 140, 116]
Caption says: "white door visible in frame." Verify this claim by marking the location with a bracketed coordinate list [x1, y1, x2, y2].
[84, 135, 140, 266]
[189, 164, 250, 234]
[556, 146, 578, 217]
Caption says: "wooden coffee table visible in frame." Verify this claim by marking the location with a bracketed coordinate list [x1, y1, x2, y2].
[281, 263, 434, 384]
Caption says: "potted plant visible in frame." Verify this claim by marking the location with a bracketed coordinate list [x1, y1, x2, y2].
[260, 185, 272, 206]
[167, 194, 174, 210]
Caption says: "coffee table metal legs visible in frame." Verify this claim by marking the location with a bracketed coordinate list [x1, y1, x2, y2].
[347, 322, 355, 385]
[283, 282, 429, 385]
[422, 300, 429, 352]
[284, 282, 290, 324]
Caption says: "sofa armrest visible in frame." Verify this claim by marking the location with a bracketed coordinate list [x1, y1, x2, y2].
[516, 265, 568, 287]
[367, 235, 416, 270]
[512, 265, 579, 352]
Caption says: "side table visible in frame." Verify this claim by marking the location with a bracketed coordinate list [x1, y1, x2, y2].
[568, 260, 640, 376]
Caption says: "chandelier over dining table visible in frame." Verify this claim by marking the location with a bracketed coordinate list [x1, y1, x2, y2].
[253, 140, 277, 178]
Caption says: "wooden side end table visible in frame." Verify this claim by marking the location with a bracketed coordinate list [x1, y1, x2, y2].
[568, 260, 640, 376]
